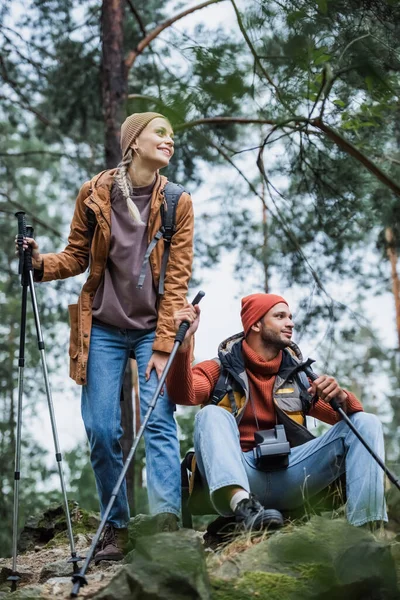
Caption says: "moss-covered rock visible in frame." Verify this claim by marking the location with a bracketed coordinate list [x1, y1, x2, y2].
[209, 516, 399, 600]
[0, 585, 44, 599]
[18, 502, 99, 552]
[127, 512, 181, 550]
[212, 572, 301, 600]
[94, 529, 211, 599]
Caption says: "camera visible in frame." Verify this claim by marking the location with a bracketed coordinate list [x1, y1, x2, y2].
[253, 425, 291, 471]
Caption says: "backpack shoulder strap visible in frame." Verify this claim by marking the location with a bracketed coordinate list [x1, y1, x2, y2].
[137, 182, 188, 295]
[161, 182, 186, 242]
[158, 182, 186, 295]
[210, 363, 239, 417]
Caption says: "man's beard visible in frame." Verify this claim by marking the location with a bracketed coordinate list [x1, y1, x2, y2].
[259, 325, 291, 350]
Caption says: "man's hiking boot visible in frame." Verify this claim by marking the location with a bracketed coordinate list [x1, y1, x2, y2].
[94, 524, 128, 564]
[155, 512, 179, 532]
[203, 516, 237, 550]
[234, 494, 284, 532]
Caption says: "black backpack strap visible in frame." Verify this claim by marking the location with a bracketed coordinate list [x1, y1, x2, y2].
[158, 182, 184, 295]
[136, 182, 186, 294]
[211, 367, 238, 417]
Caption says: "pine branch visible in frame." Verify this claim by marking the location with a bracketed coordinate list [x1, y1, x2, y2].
[176, 115, 400, 197]
[230, 0, 288, 109]
[312, 117, 400, 197]
[125, 0, 146, 38]
[0, 192, 64, 239]
[207, 137, 266, 207]
[175, 116, 306, 130]
[0, 150, 71, 159]
[125, 0, 226, 71]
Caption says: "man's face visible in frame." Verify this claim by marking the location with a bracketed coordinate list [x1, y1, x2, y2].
[256, 302, 294, 349]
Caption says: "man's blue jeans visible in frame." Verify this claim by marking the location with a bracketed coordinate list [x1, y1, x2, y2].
[194, 405, 388, 525]
[81, 322, 181, 528]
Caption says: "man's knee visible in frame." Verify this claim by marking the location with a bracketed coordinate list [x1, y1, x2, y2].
[195, 404, 237, 429]
[349, 411, 382, 434]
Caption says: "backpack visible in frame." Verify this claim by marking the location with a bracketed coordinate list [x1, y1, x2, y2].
[86, 181, 186, 296]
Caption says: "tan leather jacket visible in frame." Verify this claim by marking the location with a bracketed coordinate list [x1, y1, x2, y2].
[38, 170, 194, 384]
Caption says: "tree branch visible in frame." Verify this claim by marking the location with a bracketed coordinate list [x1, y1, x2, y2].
[125, 0, 146, 37]
[174, 116, 306, 130]
[338, 32, 371, 64]
[230, 0, 288, 108]
[0, 192, 64, 239]
[176, 114, 400, 197]
[312, 117, 400, 197]
[207, 137, 266, 206]
[0, 150, 71, 159]
[124, 0, 226, 71]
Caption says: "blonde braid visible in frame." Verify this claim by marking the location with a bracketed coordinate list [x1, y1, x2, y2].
[114, 149, 144, 225]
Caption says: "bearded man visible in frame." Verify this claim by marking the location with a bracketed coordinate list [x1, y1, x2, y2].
[167, 293, 387, 532]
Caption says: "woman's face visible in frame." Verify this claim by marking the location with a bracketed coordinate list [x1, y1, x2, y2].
[133, 117, 174, 170]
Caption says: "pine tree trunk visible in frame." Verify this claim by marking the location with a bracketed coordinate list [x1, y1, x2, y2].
[101, 0, 126, 168]
[101, 0, 136, 512]
[385, 226, 400, 349]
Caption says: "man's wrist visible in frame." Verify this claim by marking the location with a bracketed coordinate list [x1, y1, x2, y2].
[336, 391, 348, 411]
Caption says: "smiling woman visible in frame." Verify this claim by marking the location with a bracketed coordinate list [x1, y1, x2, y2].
[17, 111, 194, 562]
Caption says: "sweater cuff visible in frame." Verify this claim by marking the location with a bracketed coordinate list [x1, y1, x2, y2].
[343, 390, 364, 414]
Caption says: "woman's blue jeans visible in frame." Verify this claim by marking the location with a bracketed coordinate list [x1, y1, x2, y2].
[194, 405, 388, 526]
[81, 322, 180, 528]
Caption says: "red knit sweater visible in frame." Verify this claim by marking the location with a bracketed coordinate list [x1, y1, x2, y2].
[167, 340, 364, 451]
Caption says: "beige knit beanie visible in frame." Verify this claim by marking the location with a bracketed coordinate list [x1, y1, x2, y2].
[120, 112, 166, 158]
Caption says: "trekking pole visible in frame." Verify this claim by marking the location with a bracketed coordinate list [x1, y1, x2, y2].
[70, 290, 205, 598]
[8, 213, 82, 593]
[7, 215, 29, 592]
[302, 360, 400, 493]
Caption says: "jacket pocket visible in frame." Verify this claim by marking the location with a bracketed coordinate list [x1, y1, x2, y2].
[68, 303, 79, 359]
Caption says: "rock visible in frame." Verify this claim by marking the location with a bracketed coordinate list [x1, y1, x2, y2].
[0, 566, 34, 586]
[209, 516, 399, 600]
[212, 572, 301, 600]
[0, 586, 44, 599]
[391, 542, 400, 589]
[41, 568, 120, 599]
[18, 502, 99, 552]
[127, 512, 168, 548]
[94, 529, 211, 599]
[38, 559, 76, 582]
[43, 576, 76, 598]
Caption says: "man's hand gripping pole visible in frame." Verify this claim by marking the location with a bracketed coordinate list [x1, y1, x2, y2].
[301, 360, 400, 492]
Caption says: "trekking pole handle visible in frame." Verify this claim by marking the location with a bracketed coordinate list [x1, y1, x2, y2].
[302, 362, 341, 411]
[16, 211, 27, 238]
[174, 290, 205, 345]
[24, 225, 34, 272]
[15, 212, 26, 275]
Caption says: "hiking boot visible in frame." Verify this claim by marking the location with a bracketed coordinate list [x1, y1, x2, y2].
[234, 494, 284, 532]
[94, 524, 128, 564]
[155, 512, 179, 532]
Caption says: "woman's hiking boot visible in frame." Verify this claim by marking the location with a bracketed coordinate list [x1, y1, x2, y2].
[94, 524, 129, 564]
[234, 494, 283, 532]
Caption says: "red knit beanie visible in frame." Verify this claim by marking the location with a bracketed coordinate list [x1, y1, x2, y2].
[241, 293, 288, 336]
